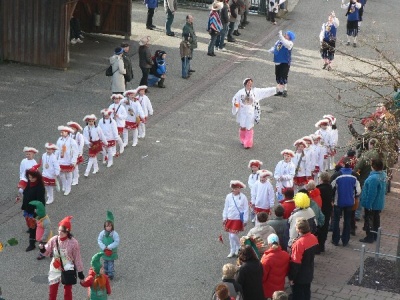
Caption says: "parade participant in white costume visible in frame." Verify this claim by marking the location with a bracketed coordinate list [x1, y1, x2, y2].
[41, 143, 60, 204]
[232, 78, 277, 149]
[67, 121, 84, 186]
[99, 108, 119, 168]
[250, 169, 275, 223]
[315, 118, 333, 171]
[108, 94, 127, 155]
[292, 139, 311, 191]
[123, 89, 145, 147]
[56, 126, 78, 196]
[82, 114, 108, 177]
[223, 180, 249, 258]
[274, 149, 295, 199]
[309, 134, 325, 183]
[137, 86, 154, 139]
[17, 147, 38, 201]
[248, 159, 263, 191]
[323, 114, 338, 170]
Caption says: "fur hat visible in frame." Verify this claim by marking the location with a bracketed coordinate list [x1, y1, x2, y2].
[248, 159, 263, 168]
[294, 192, 310, 209]
[23, 147, 39, 154]
[293, 139, 308, 148]
[311, 134, 322, 141]
[280, 149, 295, 157]
[101, 108, 112, 115]
[91, 252, 104, 274]
[123, 89, 137, 97]
[230, 180, 246, 189]
[315, 119, 330, 128]
[110, 94, 124, 100]
[57, 126, 74, 133]
[257, 169, 273, 178]
[45, 143, 58, 150]
[323, 114, 336, 125]
[302, 136, 313, 144]
[136, 85, 148, 92]
[67, 121, 83, 131]
[29, 201, 46, 218]
[59, 216, 73, 232]
[83, 114, 97, 122]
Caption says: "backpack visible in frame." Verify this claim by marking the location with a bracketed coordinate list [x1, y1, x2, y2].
[105, 65, 117, 76]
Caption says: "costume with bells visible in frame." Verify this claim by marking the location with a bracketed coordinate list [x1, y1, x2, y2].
[40, 216, 85, 300]
[41, 143, 61, 204]
[97, 211, 120, 279]
[108, 94, 127, 155]
[98, 108, 119, 168]
[223, 180, 249, 258]
[56, 126, 79, 196]
[232, 78, 277, 148]
[82, 114, 108, 177]
[29, 200, 52, 260]
[67, 121, 85, 186]
[123, 89, 145, 147]
[80, 252, 112, 300]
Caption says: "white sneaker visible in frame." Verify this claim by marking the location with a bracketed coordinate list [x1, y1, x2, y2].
[119, 147, 124, 154]
[84, 172, 89, 177]
[76, 38, 83, 43]
[123, 143, 128, 147]
[46, 199, 54, 204]
[227, 252, 235, 258]
[64, 191, 70, 196]
[220, 48, 226, 52]
[71, 181, 78, 186]
[93, 169, 99, 174]
[234, 248, 239, 256]
[102, 160, 107, 165]
[79, 34, 84, 39]
[132, 143, 137, 147]
[107, 162, 113, 168]
[70, 38, 77, 44]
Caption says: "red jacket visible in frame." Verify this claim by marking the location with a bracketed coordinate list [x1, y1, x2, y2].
[260, 246, 290, 298]
[281, 199, 295, 219]
[308, 188, 322, 208]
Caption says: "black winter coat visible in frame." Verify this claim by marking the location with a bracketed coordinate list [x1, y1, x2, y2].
[236, 260, 265, 300]
[21, 181, 45, 214]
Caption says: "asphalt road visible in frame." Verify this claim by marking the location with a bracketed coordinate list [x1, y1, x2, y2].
[0, 0, 399, 299]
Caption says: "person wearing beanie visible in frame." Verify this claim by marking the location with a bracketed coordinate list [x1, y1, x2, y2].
[56, 126, 79, 196]
[16, 147, 39, 202]
[223, 180, 249, 258]
[287, 192, 316, 249]
[123, 89, 146, 147]
[41, 143, 61, 204]
[98, 109, 119, 168]
[260, 233, 290, 299]
[80, 252, 112, 299]
[247, 159, 263, 191]
[29, 200, 52, 260]
[108, 94, 127, 156]
[319, 11, 339, 71]
[109, 47, 126, 95]
[21, 167, 46, 252]
[268, 30, 295, 97]
[82, 115, 108, 177]
[137, 86, 154, 139]
[39, 216, 85, 300]
[274, 149, 296, 199]
[232, 78, 278, 149]
[67, 122, 84, 186]
[250, 170, 275, 223]
[149, 50, 167, 88]
[97, 211, 120, 280]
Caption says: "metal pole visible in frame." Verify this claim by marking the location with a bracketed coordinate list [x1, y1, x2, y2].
[375, 227, 382, 262]
[359, 244, 366, 284]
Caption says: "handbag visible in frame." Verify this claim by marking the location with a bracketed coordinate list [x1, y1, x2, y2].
[232, 194, 245, 223]
[56, 238, 77, 285]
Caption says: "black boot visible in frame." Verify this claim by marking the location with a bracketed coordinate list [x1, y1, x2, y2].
[158, 78, 166, 88]
[26, 239, 36, 252]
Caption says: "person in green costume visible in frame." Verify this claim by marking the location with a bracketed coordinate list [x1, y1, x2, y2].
[29, 200, 52, 260]
[97, 211, 120, 280]
[80, 252, 111, 299]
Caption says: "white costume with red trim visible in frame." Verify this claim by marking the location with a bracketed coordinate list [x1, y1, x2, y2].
[71, 131, 84, 185]
[123, 98, 145, 147]
[82, 125, 108, 176]
[292, 150, 312, 190]
[250, 180, 275, 213]
[109, 102, 127, 155]
[19, 158, 37, 190]
[274, 160, 296, 194]
[99, 118, 119, 168]
[41, 152, 60, 204]
[137, 94, 154, 138]
[315, 127, 334, 171]
[55, 136, 78, 195]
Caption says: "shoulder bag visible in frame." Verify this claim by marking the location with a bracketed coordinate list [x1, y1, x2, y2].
[56, 238, 77, 285]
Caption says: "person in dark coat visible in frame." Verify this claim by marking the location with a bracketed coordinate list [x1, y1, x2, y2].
[138, 36, 154, 86]
[21, 167, 46, 252]
[121, 42, 134, 86]
[236, 245, 265, 300]
[316, 172, 333, 253]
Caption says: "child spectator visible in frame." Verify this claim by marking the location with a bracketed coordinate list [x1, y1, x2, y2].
[29, 201, 52, 260]
[41, 143, 60, 204]
[180, 33, 192, 79]
[149, 50, 167, 88]
[80, 252, 112, 299]
[97, 211, 120, 280]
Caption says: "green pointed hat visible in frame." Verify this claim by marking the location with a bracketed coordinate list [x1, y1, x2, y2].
[29, 201, 46, 218]
[91, 252, 104, 274]
[106, 211, 114, 224]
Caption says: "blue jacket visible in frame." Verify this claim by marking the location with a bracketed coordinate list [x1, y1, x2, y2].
[360, 171, 386, 210]
[331, 168, 361, 207]
[145, 0, 158, 9]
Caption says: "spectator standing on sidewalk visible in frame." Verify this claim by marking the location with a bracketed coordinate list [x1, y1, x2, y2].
[145, 0, 158, 30]
[121, 43, 134, 87]
[215, 0, 230, 51]
[207, 1, 223, 57]
[227, 0, 238, 43]
[70, 15, 84, 44]
[182, 15, 197, 73]
[180, 33, 192, 79]
[138, 36, 153, 86]
[110, 47, 126, 94]
[316, 172, 333, 253]
[164, 0, 177, 36]
[359, 158, 386, 243]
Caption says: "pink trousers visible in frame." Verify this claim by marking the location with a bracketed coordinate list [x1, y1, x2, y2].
[239, 128, 254, 148]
